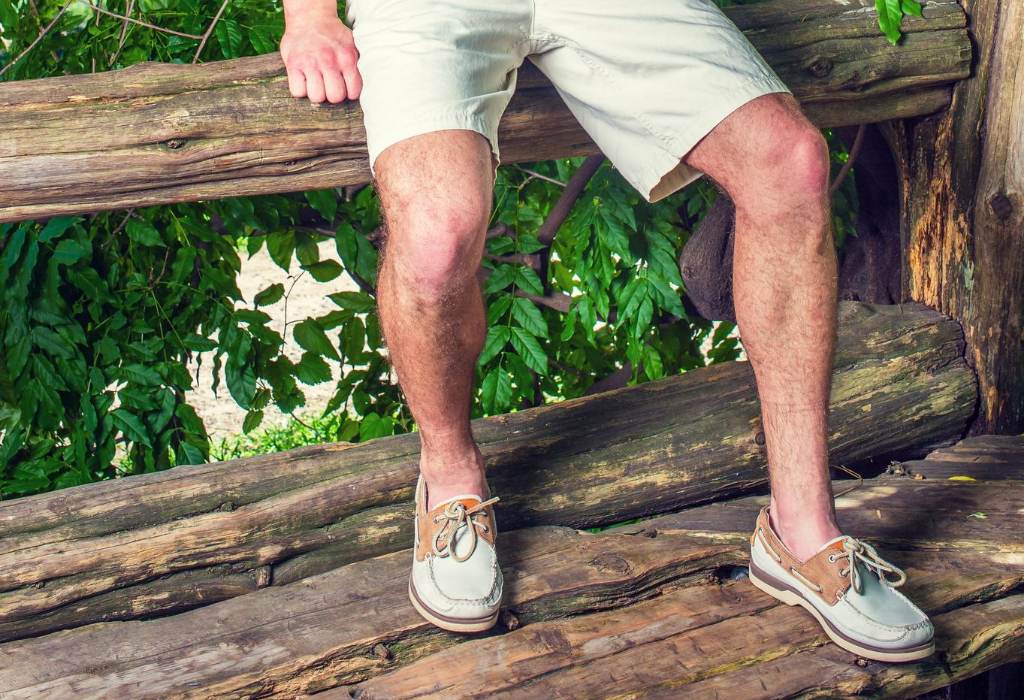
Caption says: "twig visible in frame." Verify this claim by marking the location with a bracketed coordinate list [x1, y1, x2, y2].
[829, 123, 866, 196]
[100, 208, 135, 249]
[515, 165, 567, 188]
[536, 155, 604, 247]
[74, 0, 205, 39]
[193, 0, 231, 63]
[108, 0, 136, 67]
[0, 0, 74, 78]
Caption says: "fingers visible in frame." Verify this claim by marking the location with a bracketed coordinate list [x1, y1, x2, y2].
[286, 66, 308, 99]
[322, 65, 348, 104]
[285, 51, 360, 104]
[339, 50, 363, 100]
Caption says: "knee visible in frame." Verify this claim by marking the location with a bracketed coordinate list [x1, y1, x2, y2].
[735, 123, 831, 213]
[384, 199, 491, 297]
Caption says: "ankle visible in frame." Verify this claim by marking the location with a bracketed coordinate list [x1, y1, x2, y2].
[768, 501, 842, 562]
[420, 446, 488, 510]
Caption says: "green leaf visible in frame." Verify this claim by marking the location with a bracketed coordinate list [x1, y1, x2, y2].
[509, 326, 547, 374]
[52, 239, 88, 266]
[483, 264, 516, 294]
[225, 359, 256, 409]
[360, 413, 387, 441]
[111, 409, 153, 447]
[295, 351, 333, 385]
[38, 217, 81, 242]
[0, 0, 18, 29]
[266, 230, 296, 272]
[215, 17, 243, 58]
[329, 291, 376, 312]
[125, 218, 165, 247]
[122, 363, 163, 386]
[305, 189, 338, 224]
[293, 319, 341, 360]
[901, 0, 922, 18]
[478, 326, 511, 366]
[511, 297, 548, 338]
[642, 345, 664, 380]
[875, 0, 904, 45]
[480, 365, 513, 414]
[253, 283, 285, 307]
[243, 409, 264, 434]
[486, 295, 513, 325]
[302, 259, 344, 283]
[295, 233, 320, 266]
[32, 326, 74, 359]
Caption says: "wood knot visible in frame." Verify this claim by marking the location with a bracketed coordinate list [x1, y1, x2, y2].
[755, 431, 766, 446]
[162, 138, 187, 149]
[589, 553, 633, 576]
[807, 58, 833, 78]
[501, 609, 521, 630]
[250, 565, 273, 588]
[988, 192, 1014, 220]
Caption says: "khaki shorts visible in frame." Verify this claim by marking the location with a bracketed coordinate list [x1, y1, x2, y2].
[344, 0, 792, 203]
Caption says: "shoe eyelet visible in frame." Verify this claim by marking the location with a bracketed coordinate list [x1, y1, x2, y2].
[828, 554, 836, 563]
[840, 568, 848, 578]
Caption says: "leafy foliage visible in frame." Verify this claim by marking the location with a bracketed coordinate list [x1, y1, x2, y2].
[0, 0, 860, 500]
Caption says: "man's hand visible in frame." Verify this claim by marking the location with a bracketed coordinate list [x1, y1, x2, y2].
[281, 0, 362, 104]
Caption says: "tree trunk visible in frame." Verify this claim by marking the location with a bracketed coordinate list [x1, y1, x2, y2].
[899, 0, 1024, 434]
[0, 0, 970, 223]
[0, 301, 975, 643]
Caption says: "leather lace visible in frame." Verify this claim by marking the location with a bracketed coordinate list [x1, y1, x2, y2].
[432, 496, 499, 563]
[834, 536, 907, 594]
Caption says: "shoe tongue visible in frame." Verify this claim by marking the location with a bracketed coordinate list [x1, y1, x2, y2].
[816, 535, 848, 555]
[432, 493, 483, 511]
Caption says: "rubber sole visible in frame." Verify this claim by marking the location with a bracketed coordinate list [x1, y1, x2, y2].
[748, 562, 935, 663]
[408, 578, 500, 633]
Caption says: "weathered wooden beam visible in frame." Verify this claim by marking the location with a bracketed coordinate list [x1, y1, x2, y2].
[0, 301, 976, 643]
[0, 0, 970, 223]
[1, 438, 1020, 699]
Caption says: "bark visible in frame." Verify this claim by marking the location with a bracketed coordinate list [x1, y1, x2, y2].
[0, 0, 970, 223]
[0, 301, 975, 642]
[900, 0, 1024, 434]
[2, 436, 1018, 699]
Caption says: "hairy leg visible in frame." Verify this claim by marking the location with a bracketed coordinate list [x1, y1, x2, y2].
[373, 129, 497, 510]
[684, 93, 841, 561]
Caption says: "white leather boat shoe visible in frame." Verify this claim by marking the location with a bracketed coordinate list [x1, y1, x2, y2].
[408, 473, 503, 632]
[748, 506, 935, 662]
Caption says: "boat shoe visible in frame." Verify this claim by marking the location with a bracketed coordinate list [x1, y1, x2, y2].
[408, 473, 503, 632]
[748, 506, 934, 662]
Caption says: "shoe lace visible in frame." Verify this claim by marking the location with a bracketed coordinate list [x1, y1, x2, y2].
[834, 536, 907, 595]
[432, 496, 500, 563]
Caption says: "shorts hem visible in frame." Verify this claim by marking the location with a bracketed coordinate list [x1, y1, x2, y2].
[638, 74, 794, 204]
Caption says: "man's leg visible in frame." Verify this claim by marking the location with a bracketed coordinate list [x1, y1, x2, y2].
[373, 129, 495, 511]
[683, 92, 841, 562]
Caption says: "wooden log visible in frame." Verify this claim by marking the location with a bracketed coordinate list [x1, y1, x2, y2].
[0, 302, 974, 643]
[3, 448, 1023, 700]
[0, 528, 745, 698]
[330, 452, 1024, 700]
[0, 0, 971, 223]
[335, 590, 1024, 700]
